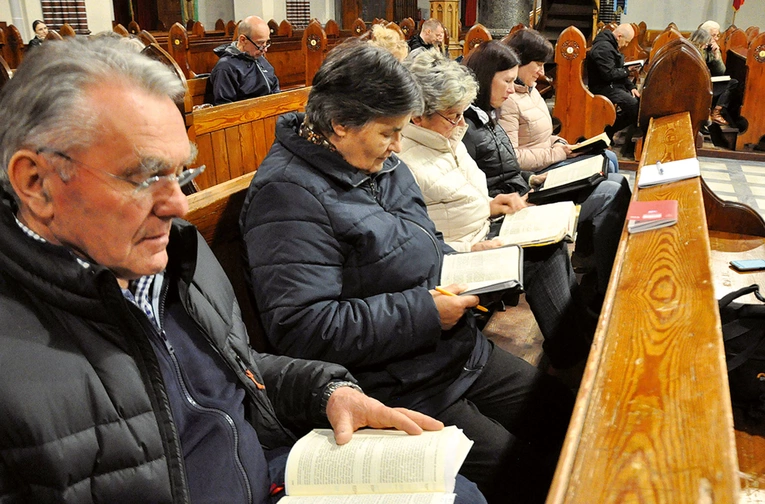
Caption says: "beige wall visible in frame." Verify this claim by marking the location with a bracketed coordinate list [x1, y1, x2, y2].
[623, 0, 765, 33]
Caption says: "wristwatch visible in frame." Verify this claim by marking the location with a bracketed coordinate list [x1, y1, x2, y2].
[320, 380, 363, 417]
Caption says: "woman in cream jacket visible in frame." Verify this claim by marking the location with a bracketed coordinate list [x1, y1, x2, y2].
[399, 48, 594, 371]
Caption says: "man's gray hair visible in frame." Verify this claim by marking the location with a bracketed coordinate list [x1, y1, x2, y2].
[699, 20, 721, 34]
[403, 48, 477, 117]
[0, 37, 185, 198]
[305, 40, 423, 134]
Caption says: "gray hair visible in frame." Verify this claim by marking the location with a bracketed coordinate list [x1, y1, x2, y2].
[305, 40, 423, 134]
[403, 48, 477, 117]
[0, 37, 185, 199]
[699, 20, 721, 34]
[689, 29, 712, 50]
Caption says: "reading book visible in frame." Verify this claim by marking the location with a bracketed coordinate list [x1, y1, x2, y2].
[624, 59, 645, 68]
[569, 132, 611, 155]
[280, 426, 473, 504]
[496, 201, 579, 247]
[527, 154, 607, 205]
[637, 157, 700, 188]
[440, 245, 523, 295]
[627, 199, 678, 234]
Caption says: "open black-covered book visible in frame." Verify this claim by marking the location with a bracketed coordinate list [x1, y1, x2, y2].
[527, 154, 607, 205]
[569, 132, 611, 155]
[440, 245, 523, 296]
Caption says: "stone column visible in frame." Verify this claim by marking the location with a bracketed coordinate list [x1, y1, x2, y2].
[478, 0, 532, 38]
[430, 0, 461, 58]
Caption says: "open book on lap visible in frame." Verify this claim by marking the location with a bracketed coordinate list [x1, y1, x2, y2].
[569, 132, 611, 155]
[496, 201, 579, 248]
[280, 427, 473, 503]
[527, 154, 607, 205]
[440, 245, 523, 296]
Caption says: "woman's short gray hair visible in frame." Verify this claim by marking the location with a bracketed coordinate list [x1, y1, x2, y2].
[0, 37, 185, 199]
[305, 40, 423, 134]
[403, 48, 478, 117]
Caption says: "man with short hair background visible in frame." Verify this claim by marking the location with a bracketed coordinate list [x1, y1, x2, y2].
[0, 37, 485, 503]
[586, 23, 640, 145]
[408, 18, 445, 52]
[208, 15, 280, 105]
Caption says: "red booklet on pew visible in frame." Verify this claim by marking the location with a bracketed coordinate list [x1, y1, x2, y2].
[627, 200, 678, 234]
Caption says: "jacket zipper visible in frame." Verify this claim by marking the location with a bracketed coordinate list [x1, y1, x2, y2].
[153, 291, 254, 504]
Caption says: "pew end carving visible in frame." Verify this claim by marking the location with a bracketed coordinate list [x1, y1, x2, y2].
[463, 23, 491, 59]
[552, 25, 616, 143]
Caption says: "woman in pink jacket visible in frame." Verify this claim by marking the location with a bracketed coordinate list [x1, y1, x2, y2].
[498, 29, 619, 174]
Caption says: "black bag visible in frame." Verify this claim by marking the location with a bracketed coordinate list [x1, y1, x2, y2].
[718, 284, 765, 420]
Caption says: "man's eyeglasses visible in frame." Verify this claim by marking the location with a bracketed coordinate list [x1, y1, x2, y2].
[37, 148, 205, 198]
[243, 34, 272, 52]
[435, 111, 464, 126]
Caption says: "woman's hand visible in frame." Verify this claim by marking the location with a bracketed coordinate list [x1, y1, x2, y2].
[430, 283, 479, 330]
[529, 173, 548, 189]
[471, 238, 503, 251]
[489, 192, 528, 216]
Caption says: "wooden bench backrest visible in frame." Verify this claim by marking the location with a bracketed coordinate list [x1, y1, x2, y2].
[215, 19, 225, 31]
[139, 29, 158, 46]
[463, 23, 491, 59]
[267, 19, 279, 37]
[547, 112, 739, 503]
[552, 25, 616, 143]
[303, 20, 327, 86]
[226, 20, 237, 38]
[639, 37, 711, 137]
[45, 30, 63, 41]
[637, 20, 648, 47]
[278, 20, 294, 37]
[188, 86, 310, 189]
[325, 19, 340, 37]
[59, 23, 76, 37]
[648, 26, 681, 61]
[351, 18, 367, 37]
[400, 17, 415, 40]
[0, 54, 11, 92]
[2, 25, 22, 69]
[736, 31, 765, 150]
[185, 172, 269, 352]
[113, 23, 129, 37]
[746, 26, 760, 44]
[128, 20, 140, 35]
[168, 22, 196, 79]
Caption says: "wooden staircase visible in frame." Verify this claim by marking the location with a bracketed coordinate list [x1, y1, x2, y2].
[537, 0, 596, 42]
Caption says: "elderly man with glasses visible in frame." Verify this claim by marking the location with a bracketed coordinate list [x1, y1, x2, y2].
[0, 37, 465, 503]
[209, 15, 280, 105]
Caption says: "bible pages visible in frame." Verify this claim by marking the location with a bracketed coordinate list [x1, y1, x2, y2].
[440, 245, 523, 295]
[280, 427, 473, 504]
[497, 201, 579, 247]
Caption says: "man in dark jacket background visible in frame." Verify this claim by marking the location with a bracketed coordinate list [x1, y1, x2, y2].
[208, 15, 280, 105]
[586, 23, 640, 140]
[0, 36, 466, 504]
[408, 18, 445, 52]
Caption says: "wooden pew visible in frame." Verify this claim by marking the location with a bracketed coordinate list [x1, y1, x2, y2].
[736, 31, 765, 150]
[639, 37, 712, 138]
[400, 17, 415, 40]
[548, 111, 740, 503]
[188, 86, 310, 189]
[1, 25, 22, 69]
[185, 172, 269, 352]
[303, 20, 327, 86]
[746, 26, 760, 45]
[648, 26, 682, 61]
[462, 23, 491, 59]
[721, 27, 748, 65]
[113, 24, 129, 37]
[0, 54, 11, 92]
[552, 26, 616, 144]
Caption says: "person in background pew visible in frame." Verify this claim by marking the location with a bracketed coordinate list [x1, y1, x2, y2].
[365, 24, 409, 61]
[209, 15, 280, 105]
[241, 40, 576, 504]
[462, 40, 631, 307]
[0, 36, 486, 503]
[586, 23, 640, 146]
[499, 29, 619, 174]
[399, 48, 594, 369]
[408, 18, 445, 53]
[691, 26, 740, 126]
[27, 20, 47, 49]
